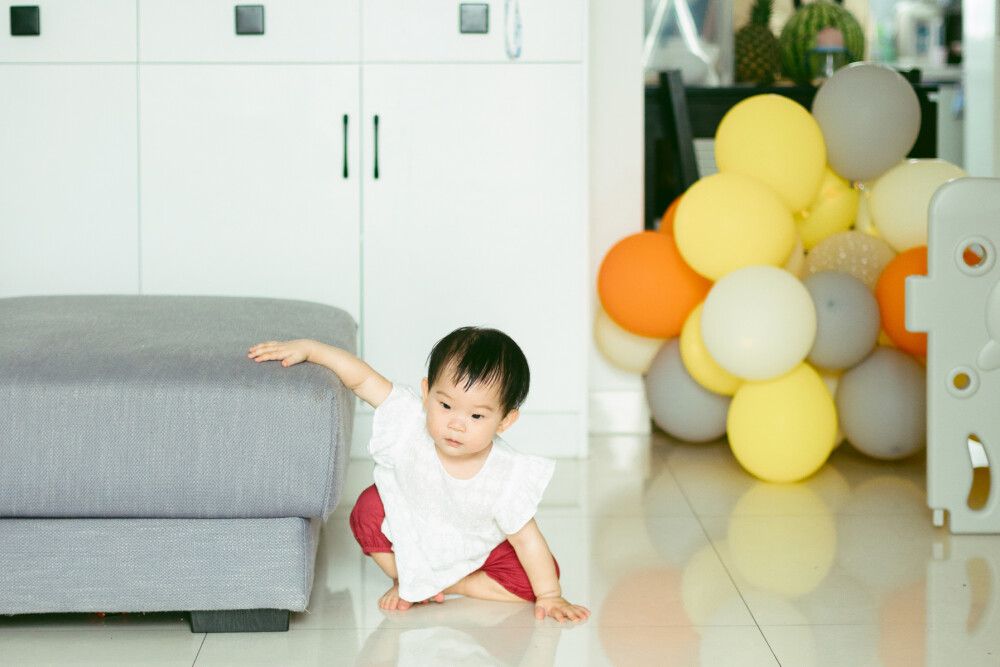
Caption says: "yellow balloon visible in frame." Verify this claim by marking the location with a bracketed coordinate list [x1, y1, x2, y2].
[794, 168, 859, 249]
[728, 483, 837, 598]
[679, 303, 742, 395]
[727, 363, 837, 483]
[674, 173, 796, 281]
[715, 95, 827, 212]
[593, 307, 665, 374]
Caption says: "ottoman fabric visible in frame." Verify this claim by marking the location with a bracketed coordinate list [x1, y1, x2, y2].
[0, 295, 356, 519]
[0, 517, 320, 614]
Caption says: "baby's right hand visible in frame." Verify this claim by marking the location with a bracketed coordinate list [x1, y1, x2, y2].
[248, 339, 314, 367]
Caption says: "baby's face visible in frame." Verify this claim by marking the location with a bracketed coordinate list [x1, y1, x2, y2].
[421, 374, 517, 463]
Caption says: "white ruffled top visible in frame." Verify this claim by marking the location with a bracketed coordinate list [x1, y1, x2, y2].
[369, 384, 555, 602]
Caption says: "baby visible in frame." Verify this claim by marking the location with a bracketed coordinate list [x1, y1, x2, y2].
[249, 327, 589, 623]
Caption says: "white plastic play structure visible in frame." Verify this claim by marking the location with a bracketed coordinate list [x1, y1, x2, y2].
[907, 178, 1000, 533]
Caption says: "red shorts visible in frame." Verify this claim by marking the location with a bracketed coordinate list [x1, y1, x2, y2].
[349, 484, 559, 602]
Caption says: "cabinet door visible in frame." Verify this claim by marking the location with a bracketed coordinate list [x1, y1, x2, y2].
[362, 0, 583, 63]
[0, 66, 139, 297]
[139, 0, 359, 63]
[139, 65, 361, 318]
[361, 65, 586, 444]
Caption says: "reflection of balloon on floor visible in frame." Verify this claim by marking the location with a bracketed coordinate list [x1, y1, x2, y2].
[728, 363, 837, 483]
[794, 168, 859, 249]
[812, 63, 921, 183]
[836, 347, 926, 460]
[875, 247, 928, 357]
[674, 173, 797, 280]
[803, 270, 881, 370]
[663, 442, 757, 518]
[836, 480, 927, 591]
[879, 581, 926, 667]
[714, 94, 827, 211]
[593, 307, 664, 374]
[645, 339, 731, 443]
[681, 543, 744, 625]
[804, 230, 897, 291]
[727, 484, 837, 598]
[701, 266, 817, 380]
[599, 568, 700, 666]
[597, 231, 711, 338]
[679, 303, 743, 396]
[870, 159, 969, 252]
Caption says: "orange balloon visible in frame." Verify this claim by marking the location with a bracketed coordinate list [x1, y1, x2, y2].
[660, 195, 683, 235]
[598, 231, 712, 338]
[875, 246, 927, 356]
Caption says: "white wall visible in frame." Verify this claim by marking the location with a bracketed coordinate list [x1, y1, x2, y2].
[587, 0, 650, 434]
[963, 0, 1000, 176]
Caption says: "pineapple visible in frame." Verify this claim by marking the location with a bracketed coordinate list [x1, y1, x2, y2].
[735, 0, 782, 85]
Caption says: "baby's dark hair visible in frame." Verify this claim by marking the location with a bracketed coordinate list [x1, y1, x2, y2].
[426, 327, 530, 416]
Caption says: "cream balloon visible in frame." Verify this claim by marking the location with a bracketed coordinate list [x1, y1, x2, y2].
[593, 307, 665, 374]
[701, 266, 817, 380]
[869, 159, 968, 252]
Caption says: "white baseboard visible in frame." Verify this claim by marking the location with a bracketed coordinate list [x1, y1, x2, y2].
[588, 390, 651, 435]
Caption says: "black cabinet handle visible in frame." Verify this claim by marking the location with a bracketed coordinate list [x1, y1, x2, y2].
[373, 115, 380, 180]
[342, 114, 349, 179]
[10, 6, 40, 36]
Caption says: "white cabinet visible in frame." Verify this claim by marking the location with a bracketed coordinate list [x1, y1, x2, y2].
[139, 64, 361, 317]
[0, 1, 139, 298]
[360, 64, 586, 442]
[1, 0, 587, 454]
[138, 0, 360, 63]
[361, 0, 583, 63]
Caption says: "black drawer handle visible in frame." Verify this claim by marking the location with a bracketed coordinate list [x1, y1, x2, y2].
[10, 5, 40, 36]
[235, 5, 264, 35]
[342, 114, 349, 179]
[373, 115, 380, 180]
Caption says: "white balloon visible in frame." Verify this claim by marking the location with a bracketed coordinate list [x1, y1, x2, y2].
[870, 159, 968, 252]
[701, 266, 817, 380]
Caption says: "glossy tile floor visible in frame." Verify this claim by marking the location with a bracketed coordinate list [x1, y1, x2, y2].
[3, 432, 999, 666]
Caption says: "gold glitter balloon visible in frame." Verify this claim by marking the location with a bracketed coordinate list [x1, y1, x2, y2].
[804, 230, 897, 291]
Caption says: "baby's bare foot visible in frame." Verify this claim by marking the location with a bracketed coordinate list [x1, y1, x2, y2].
[379, 583, 413, 611]
[378, 584, 445, 610]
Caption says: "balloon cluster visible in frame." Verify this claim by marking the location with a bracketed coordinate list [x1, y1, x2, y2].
[597, 63, 968, 483]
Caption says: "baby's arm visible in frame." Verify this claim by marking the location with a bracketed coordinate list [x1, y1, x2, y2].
[507, 519, 590, 623]
[249, 339, 392, 408]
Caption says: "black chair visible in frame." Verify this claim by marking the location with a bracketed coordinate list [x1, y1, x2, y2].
[645, 69, 938, 229]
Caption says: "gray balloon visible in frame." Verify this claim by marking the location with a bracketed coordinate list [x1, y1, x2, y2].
[835, 346, 926, 460]
[812, 63, 921, 183]
[804, 270, 881, 370]
[644, 339, 731, 442]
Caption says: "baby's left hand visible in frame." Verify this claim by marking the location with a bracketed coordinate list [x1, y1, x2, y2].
[534, 595, 590, 623]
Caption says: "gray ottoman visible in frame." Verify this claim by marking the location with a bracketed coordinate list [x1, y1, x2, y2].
[0, 295, 356, 632]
